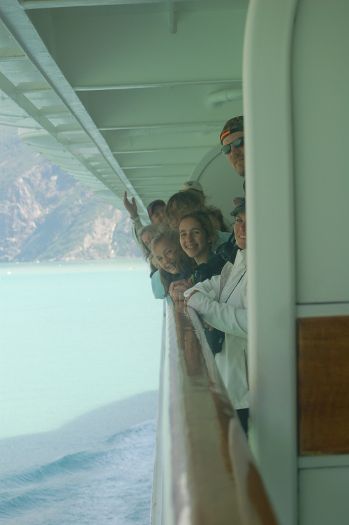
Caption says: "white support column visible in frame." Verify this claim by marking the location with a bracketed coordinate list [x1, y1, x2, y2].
[243, 0, 299, 524]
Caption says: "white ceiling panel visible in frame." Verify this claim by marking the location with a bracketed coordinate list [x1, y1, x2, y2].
[0, 0, 247, 213]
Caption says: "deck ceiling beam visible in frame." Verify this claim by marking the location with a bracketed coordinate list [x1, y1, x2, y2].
[0, 120, 40, 129]
[0, 51, 26, 62]
[122, 163, 194, 170]
[20, 0, 239, 9]
[111, 145, 209, 154]
[99, 121, 224, 132]
[102, 129, 219, 152]
[74, 79, 241, 92]
[20, 0, 180, 9]
[0, 69, 64, 137]
[17, 82, 51, 94]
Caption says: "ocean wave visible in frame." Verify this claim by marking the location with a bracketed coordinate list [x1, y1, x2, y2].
[1, 420, 154, 489]
[0, 449, 108, 489]
[0, 486, 68, 518]
[0, 420, 156, 525]
[106, 419, 153, 444]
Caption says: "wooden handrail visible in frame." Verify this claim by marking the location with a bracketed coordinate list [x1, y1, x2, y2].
[151, 300, 277, 525]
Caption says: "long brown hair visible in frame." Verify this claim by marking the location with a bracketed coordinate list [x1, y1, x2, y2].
[151, 230, 194, 294]
[178, 210, 217, 254]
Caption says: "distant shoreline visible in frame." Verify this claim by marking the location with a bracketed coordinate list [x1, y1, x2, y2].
[0, 257, 147, 274]
[0, 390, 158, 444]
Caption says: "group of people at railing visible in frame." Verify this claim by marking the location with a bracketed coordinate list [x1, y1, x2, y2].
[124, 115, 248, 433]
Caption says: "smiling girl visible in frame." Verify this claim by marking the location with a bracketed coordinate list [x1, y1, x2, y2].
[151, 230, 193, 297]
[178, 211, 225, 284]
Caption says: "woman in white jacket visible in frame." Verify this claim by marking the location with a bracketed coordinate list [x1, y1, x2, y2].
[183, 200, 248, 433]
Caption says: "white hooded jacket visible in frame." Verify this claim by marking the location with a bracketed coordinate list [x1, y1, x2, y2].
[184, 250, 248, 409]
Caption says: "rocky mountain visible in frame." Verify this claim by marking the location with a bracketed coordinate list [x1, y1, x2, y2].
[0, 126, 141, 262]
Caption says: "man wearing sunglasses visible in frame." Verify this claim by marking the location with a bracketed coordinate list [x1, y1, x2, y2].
[220, 115, 245, 179]
[215, 115, 245, 264]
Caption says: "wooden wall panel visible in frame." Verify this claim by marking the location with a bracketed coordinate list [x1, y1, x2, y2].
[298, 316, 349, 454]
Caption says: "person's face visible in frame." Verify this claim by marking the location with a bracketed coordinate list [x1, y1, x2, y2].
[179, 217, 211, 264]
[140, 231, 153, 247]
[222, 131, 245, 176]
[152, 239, 179, 274]
[150, 205, 166, 225]
[233, 212, 246, 249]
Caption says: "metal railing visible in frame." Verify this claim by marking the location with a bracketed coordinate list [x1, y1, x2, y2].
[152, 301, 278, 525]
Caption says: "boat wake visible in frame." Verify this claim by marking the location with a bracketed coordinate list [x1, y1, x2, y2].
[0, 420, 155, 525]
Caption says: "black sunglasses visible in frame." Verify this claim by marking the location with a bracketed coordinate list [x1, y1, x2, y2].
[221, 137, 244, 155]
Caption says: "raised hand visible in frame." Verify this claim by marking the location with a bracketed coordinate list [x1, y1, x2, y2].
[123, 192, 138, 219]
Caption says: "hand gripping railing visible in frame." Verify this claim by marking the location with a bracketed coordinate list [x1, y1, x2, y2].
[151, 301, 278, 525]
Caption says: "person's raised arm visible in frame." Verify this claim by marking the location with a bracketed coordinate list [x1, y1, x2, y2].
[123, 191, 145, 242]
[123, 192, 139, 220]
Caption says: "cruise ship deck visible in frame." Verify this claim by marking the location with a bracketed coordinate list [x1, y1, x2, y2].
[1, 1, 349, 524]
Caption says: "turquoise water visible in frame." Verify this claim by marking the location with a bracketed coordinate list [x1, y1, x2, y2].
[0, 260, 162, 439]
